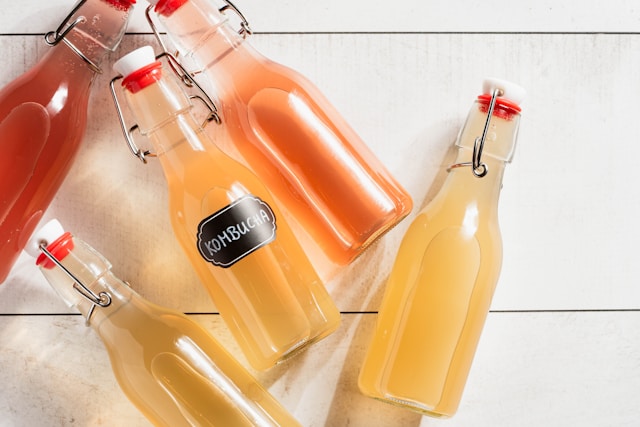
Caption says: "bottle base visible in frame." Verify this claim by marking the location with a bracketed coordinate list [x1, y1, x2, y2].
[275, 317, 340, 366]
[366, 393, 454, 419]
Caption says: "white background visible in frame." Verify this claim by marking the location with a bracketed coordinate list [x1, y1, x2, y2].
[1, 0, 639, 426]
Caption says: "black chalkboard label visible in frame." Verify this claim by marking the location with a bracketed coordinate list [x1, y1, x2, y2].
[196, 195, 277, 268]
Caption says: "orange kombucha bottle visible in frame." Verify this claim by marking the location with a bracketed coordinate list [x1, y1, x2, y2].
[29, 219, 302, 427]
[0, 0, 135, 283]
[144, 0, 413, 267]
[358, 78, 525, 418]
[111, 46, 340, 370]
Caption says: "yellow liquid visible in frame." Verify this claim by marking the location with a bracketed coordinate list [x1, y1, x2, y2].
[358, 153, 505, 418]
[86, 277, 302, 427]
[127, 78, 340, 370]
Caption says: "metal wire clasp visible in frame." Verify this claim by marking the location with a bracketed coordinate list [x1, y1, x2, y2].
[44, 0, 102, 73]
[449, 88, 504, 178]
[109, 51, 222, 164]
[146, 0, 252, 52]
[218, 0, 253, 37]
[144, 0, 252, 85]
[38, 243, 112, 326]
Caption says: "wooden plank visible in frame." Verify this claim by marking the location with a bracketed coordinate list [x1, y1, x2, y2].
[3, 0, 640, 34]
[0, 312, 637, 426]
[2, 33, 640, 312]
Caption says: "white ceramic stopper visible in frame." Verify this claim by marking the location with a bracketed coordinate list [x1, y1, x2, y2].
[483, 77, 526, 105]
[25, 219, 65, 259]
[113, 45, 157, 78]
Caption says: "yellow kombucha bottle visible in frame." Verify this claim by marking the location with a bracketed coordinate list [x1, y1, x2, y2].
[28, 219, 302, 427]
[111, 46, 340, 371]
[358, 78, 525, 417]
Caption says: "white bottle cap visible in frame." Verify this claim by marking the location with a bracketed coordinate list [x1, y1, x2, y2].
[25, 219, 65, 259]
[483, 77, 526, 106]
[113, 45, 157, 79]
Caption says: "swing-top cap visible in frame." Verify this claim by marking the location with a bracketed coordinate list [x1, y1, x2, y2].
[104, 0, 137, 9]
[113, 45, 157, 79]
[113, 46, 163, 93]
[145, 0, 188, 16]
[483, 77, 526, 106]
[26, 219, 75, 269]
[478, 77, 526, 115]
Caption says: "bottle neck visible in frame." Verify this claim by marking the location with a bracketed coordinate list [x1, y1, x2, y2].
[442, 148, 507, 212]
[37, 236, 134, 332]
[155, 0, 255, 78]
[122, 71, 225, 179]
[48, 0, 133, 75]
[431, 99, 520, 215]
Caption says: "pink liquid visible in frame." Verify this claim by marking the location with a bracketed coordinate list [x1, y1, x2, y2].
[0, 103, 50, 224]
[0, 0, 132, 283]
[0, 46, 94, 283]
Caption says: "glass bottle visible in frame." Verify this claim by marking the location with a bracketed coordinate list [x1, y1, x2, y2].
[358, 78, 525, 418]
[0, 103, 49, 225]
[28, 219, 302, 427]
[0, 0, 136, 283]
[143, 0, 413, 267]
[110, 46, 340, 370]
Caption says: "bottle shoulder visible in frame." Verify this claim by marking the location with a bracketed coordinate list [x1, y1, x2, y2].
[0, 50, 93, 107]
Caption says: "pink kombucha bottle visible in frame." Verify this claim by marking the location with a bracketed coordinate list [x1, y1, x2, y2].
[144, 0, 413, 267]
[0, 0, 136, 283]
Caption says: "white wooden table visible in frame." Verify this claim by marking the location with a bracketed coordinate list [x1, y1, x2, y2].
[1, 1, 639, 426]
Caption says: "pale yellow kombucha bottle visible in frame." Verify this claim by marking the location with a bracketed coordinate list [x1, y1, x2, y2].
[28, 219, 302, 427]
[358, 78, 525, 418]
[111, 46, 340, 371]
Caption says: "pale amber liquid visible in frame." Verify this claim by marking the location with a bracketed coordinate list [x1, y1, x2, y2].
[80, 276, 301, 426]
[163, 6, 412, 266]
[358, 153, 505, 417]
[128, 80, 340, 370]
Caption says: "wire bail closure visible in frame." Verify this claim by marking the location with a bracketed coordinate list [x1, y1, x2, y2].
[449, 88, 504, 178]
[144, 0, 252, 85]
[145, 0, 252, 52]
[109, 51, 222, 164]
[44, 0, 102, 74]
[218, 0, 253, 37]
[38, 243, 112, 326]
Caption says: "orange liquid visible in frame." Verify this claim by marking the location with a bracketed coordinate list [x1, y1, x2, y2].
[125, 77, 340, 370]
[157, 2, 412, 266]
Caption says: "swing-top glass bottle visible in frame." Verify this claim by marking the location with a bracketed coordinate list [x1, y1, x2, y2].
[0, 0, 136, 283]
[143, 0, 413, 269]
[110, 46, 340, 371]
[359, 78, 525, 418]
[29, 219, 302, 427]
